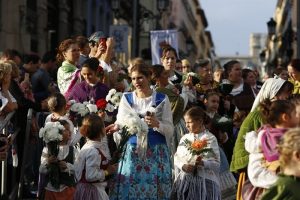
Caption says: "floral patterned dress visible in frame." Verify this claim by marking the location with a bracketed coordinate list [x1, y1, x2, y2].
[109, 91, 174, 200]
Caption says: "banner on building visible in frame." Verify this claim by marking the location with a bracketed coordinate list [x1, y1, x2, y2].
[109, 25, 129, 53]
[150, 30, 178, 65]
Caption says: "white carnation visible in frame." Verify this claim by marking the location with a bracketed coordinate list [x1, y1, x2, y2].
[218, 116, 230, 123]
[110, 92, 122, 106]
[106, 89, 117, 102]
[70, 103, 82, 112]
[39, 121, 65, 143]
[147, 106, 156, 114]
[78, 106, 89, 117]
[187, 72, 198, 77]
[86, 103, 98, 113]
[68, 100, 76, 105]
[105, 103, 115, 112]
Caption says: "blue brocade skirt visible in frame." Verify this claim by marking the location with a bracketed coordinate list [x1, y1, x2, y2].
[109, 130, 172, 200]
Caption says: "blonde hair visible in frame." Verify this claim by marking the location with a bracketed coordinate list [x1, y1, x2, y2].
[5, 60, 19, 79]
[278, 128, 300, 168]
[0, 61, 12, 82]
[181, 59, 190, 67]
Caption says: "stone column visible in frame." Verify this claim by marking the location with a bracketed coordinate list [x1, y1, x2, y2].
[58, 0, 69, 42]
[73, 0, 84, 35]
[37, 0, 48, 55]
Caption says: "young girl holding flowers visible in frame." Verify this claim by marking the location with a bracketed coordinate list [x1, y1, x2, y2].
[45, 93, 82, 145]
[39, 120, 78, 200]
[172, 106, 221, 200]
[74, 114, 117, 200]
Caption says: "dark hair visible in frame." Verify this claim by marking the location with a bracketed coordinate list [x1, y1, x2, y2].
[276, 81, 294, 97]
[58, 119, 69, 127]
[42, 51, 57, 64]
[151, 64, 165, 82]
[2, 49, 22, 60]
[176, 59, 182, 63]
[184, 106, 211, 125]
[48, 93, 67, 112]
[193, 59, 210, 72]
[23, 53, 40, 64]
[80, 114, 105, 140]
[56, 39, 77, 63]
[161, 46, 178, 60]
[260, 99, 295, 127]
[273, 67, 287, 76]
[130, 63, 151, 78]
[75, 35, 89, 50]
[223, 60, 240, 79]
[204, 89, 220, 101]
[288, 59, 300, 72]
[82, 57, 99, 72]
[242, 68, 255, 80]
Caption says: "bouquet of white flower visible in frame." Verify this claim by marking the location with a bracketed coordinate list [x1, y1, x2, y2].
[115, 112, 149, 159]
[39, 121, 65, 189]
[105, 89, 123, 116]
[39, 121, 65, 144]
[68, 100, 98, 126]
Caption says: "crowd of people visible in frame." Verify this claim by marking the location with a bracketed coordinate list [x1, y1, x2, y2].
[0, 30, 300, 200]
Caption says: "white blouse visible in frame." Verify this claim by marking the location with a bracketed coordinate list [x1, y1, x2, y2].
[115, 91, 174, 149]
[74, 140, 107, 185]
[174, 130, 220, 183]
[245, 130, 278, 188]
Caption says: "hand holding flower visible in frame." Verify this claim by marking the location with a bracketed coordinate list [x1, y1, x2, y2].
[47, 155, 58, 165]
[106, 163, 118, 175]
[105, 124, 120, 135]
[195, 156, 203, 166]
[58, 161, 67, 171]
[182, 164, 196, 173]
[144, 115, 159, 128]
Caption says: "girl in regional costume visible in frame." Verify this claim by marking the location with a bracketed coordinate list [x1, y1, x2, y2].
[172, 106, 221, 200]
[74, 114, 117, 200]
[39, 120, 78, 200]
[109, 64, 174, 199]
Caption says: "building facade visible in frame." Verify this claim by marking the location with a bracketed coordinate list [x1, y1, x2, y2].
[0, 0, 215, 64]
[0, 0, 112, 56]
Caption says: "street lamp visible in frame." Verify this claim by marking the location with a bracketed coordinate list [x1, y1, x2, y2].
[111, 0, 170, 58]
[111, 0, 121, 18]
[267, 18, 277, 36]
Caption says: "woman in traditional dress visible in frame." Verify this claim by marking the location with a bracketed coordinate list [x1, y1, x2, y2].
[109, 63, 174, 199]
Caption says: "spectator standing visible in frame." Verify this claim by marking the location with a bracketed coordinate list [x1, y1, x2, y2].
[31, 51, 58, 103]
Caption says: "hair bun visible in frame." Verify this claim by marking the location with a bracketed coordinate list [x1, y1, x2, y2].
[79, 125, 88, 137]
